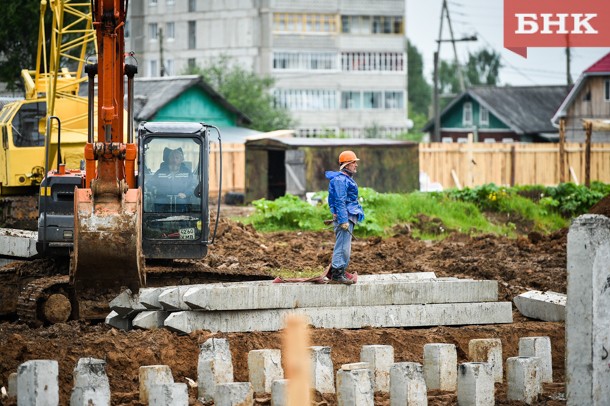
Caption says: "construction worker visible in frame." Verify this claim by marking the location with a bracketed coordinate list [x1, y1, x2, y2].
[325, 150, 365, 284]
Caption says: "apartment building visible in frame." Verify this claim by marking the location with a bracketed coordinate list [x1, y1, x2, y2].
[127, 0, 408, 137]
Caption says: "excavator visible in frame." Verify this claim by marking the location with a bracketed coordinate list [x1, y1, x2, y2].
[12, 0, 221, 325]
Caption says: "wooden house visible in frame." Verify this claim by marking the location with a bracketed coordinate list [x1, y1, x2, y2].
[552, 52, 610, 142]
[423, 86, 569, 143]
[244, 138, 419, 202]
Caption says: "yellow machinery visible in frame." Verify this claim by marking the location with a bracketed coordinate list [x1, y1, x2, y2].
[0, 1, 96, 201]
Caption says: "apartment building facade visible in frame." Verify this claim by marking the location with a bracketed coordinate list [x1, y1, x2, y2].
[127, 0, 408, 137]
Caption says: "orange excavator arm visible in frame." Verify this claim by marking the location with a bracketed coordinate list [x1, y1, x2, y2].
[73, 0, 144, 293]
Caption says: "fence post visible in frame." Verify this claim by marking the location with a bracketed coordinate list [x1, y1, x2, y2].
[559, 119, 566, 184]
[584, 121, 592, 188]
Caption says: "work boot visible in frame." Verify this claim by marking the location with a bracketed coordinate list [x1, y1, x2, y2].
[330, 268, 354, 285]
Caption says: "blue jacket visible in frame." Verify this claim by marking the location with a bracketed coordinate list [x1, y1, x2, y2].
[326, 171, 365, 225]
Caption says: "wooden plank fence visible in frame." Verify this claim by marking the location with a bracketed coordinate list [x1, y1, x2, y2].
[420, 142, 610, 189]
[209, 142, 245, 197]
[206, 141, 610, 198]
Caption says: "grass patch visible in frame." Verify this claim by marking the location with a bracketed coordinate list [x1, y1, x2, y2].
[241, 183, 598, 239]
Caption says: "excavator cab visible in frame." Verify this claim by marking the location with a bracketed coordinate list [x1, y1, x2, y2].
[138, 122, 211, 259]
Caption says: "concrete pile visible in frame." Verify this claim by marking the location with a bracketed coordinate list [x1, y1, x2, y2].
[4, 336, 555, 405]
[106, 272, 513, 334]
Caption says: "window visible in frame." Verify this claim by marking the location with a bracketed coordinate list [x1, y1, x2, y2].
[463, 102, 473, 125]
[583, 90, 591, 101]
[341, 92, 362, 109]
[188, 58, 196, 69]
[166, 22, 175, 40]
[274, 89, 337, 111]
[188, 0, 196, 12]
[150, 0, 157, 5]
[149, 60, 158, 77]
[605, 79, 610, 101]
[384, 91, 404, 109]
[341, 15, 403, 34]
[273, 52, 337, 71]
[362, 92, 382, 109]
[341, 52, 404, 71]
[149, 23, 158, 41]
[479, 106, 489, 125]
[125, 20, 130, 38]
[188, 21, 196, 49]
[164, 59, 174, 76]
[273, 13, 337, 33]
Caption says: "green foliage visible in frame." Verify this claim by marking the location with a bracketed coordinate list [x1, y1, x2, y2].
[243, 183, 608, 239]
[407, 41, 432, 117]
[540, 182, 608, 217]
[0, 0, 46, 91]
[183, 56, 295, 132]
[465, 48, 502, 86]
[249, 194, 327, 231]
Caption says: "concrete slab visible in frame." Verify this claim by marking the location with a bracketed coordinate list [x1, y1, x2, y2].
[457, 362, 494, 406]
[0, 228, 37, 258]
[214, 382, 253, 406]
[148, 383, 188, 406]
[390, 362, 427, 406]
[139, 365, 174, 404]
[360, 345, 394, 393]
[513, 290, 566, 322]
[70, 357, 110, 406]
[109, 289, 146, 317]
[183, 279, 498, 311]
[566, 214, 610, 405]
[310, 346, 335, 394]
[424, 344, 457, 391]
[507, 357, 542, 404]
[337, 368, 374, 406]
[248, 349, 283, 393]
[519, 337, 552, 383]
[133, 311, 170, 330]
[138, 288, 164, 310]
[105, 311, 132, 331]
[164, 301, 513, 334]
[17, 360, 59, 406]
[158, 286, 192, 311]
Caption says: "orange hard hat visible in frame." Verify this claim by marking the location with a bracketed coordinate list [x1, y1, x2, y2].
[338, 150, 360, 164]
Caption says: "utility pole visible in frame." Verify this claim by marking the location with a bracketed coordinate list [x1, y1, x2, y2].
[433, 51, 440, 142]
[565, 35, 573, 86]
[159, 27, 166, 77]
[432, 0, 477, 142]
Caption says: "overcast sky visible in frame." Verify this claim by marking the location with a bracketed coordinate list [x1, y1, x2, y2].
[406, 0, 610, 86]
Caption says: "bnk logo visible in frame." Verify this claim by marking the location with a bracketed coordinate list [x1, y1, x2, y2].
[504, 0, 610, 58]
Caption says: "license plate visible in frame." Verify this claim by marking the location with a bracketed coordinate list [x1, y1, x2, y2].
[179, 227, 196, 240]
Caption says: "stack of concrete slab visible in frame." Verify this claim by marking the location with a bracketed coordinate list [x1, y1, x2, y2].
[107, 272, 513, 334]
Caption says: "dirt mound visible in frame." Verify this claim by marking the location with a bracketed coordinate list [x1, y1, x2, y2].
[588, 193, 610, 217]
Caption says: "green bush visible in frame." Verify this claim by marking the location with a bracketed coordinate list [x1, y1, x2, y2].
[241, 182, 608, 238]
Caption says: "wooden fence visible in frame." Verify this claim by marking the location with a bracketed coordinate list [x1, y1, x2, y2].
[207, 141, 610, 198]
[420, 142, 610, 189]
[209, 142, 245, 197]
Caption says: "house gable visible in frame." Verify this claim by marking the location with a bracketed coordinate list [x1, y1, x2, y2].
[152, 86, 238, 127]
[441, 96, 510, 130]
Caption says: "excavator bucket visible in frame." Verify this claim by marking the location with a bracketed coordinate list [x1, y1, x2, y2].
[72, 187, 145, 293]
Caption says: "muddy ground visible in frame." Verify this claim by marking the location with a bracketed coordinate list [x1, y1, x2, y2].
[1, 197, 609, 405]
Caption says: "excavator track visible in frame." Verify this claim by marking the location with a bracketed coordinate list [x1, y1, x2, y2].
[17, 275, 71, 326]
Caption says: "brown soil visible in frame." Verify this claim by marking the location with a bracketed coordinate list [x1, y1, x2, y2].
[588, 193, 610, 218]
[0, 207, 569, 405]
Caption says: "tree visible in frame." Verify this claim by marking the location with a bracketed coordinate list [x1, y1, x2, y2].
[0, 0, 44, 92]
[438, 59, 462, 95]
[184, 57, 294, 132]
[407, 42, 431, 117]
[465, 48, 502, 86]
